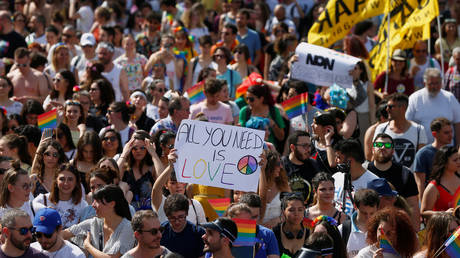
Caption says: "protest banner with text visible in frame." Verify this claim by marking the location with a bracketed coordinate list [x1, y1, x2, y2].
[174, 120, 265, 192]
[307, 0, 386, 47]
[291, 43, 361, 88]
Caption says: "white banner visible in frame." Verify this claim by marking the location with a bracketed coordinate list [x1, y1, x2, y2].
[291, 43, 361, 88]
[174, 120, 265, 192]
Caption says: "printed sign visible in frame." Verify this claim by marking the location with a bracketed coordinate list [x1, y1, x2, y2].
[174, 120, 265, 192]
[291, 43, 361, 88]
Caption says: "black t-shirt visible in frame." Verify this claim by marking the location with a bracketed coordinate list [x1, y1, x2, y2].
[160, 221, 206, 258]
[0, 31, 27, 59]
[0, 247, 48, 258]
[367, 162, 419, 198]
[281, 156, 319, 203]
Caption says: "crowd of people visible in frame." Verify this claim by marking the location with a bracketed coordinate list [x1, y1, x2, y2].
[0, 0, 460, 257]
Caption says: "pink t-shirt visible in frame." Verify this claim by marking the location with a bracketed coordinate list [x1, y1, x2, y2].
[190, 101, 233, 124]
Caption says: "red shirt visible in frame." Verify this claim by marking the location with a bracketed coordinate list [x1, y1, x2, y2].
[374, 72, 414, 96]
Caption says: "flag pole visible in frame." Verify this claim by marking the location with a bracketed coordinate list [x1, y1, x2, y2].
[437, 15, 445, 84]
[384, 0, 391, 93]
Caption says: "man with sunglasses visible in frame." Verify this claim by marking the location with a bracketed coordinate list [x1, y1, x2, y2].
[123, 210, 172, 257]
[367, 133, 420, 229]
[0, 209, 47, 257]
[31, 208, 85, 257]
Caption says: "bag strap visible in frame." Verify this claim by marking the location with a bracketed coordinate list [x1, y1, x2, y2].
[30, 200, 35, 217]
[341, 219, 352, 246]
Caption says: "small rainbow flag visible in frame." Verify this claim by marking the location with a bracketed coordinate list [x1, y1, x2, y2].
[37, 109, 57, 131]
[186, 81, 206, 104]
[281, 92, 309, 119]
[379, 228, 398, 255]
[232, 218, 256, 246]
[444, 227, 460, 257]
[302, 217, 314, 230]
[207, 198, 230, 217]
[452, 188, 460, 208]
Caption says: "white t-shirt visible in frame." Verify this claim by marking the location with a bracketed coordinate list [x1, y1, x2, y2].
[189, 101, 233, 124]
[0, 200, 45, 223]
[338, 212, 367, 258]
[406, 88, 460, 143]
[333, 170, 379, 217]
[76, 5, 94, 33]
[374, 121, 427, 170]
[31, 240, 86, 258]
[25, 33, 47, 46]
[283, 2, 300, 21]
[153, 195, 206, 225]
[33, 193, 88, 229]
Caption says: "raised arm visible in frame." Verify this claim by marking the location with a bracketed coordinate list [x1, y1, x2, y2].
[151, 149, 177, 211]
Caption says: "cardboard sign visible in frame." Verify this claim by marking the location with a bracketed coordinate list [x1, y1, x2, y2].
[174, 120, 265, 192]
[291, 42, 361, 88]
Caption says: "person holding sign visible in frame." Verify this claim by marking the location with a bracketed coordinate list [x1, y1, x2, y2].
[374, 49, 414, 100]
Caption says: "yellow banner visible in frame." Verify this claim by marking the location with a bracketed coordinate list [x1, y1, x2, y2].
[368, 0, 439, 82]
[307, 0, 386, 48]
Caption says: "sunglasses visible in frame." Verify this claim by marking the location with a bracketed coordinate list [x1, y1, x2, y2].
[386, 104, 398, 109]
[373, 142, 394, 149]
[35, 231, 54, 239]
[44, 151, 59, 157]
[102, 136, 117, 142]
[132, 146, 146, 151]
[16, 63, 27, 67]
[214, 54, 225, 59]
[235, 50, 244, 54]
[9, 227, 35, 235]
[139, 226, 163, 235]
[156, 88, 165, 93]
[246, 96, 255, 102]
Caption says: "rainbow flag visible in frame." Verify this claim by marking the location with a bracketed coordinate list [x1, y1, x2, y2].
[281, 93, 309, 119]
[444, 227, 460, 257]
[207, 198, 230, 217]
[235, 73, 263, 100]
[232, 218, 257, 246]
[379, 228, 398, 255]
[452, 188, 460, 208]
[302, 217, 314, 230]
[37, 109, 57, 131]
[186, 82, 205, 104]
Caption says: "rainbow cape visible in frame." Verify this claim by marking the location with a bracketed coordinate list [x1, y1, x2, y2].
[445, 227, 460, 257]
[302, 217, 314, 230]
[37, 109, 57, 131]
[207, 198, 230, 217]
[379, 228, 398, 255]
[281, 92, 309, 119]
[186, 81, 206, 105]
[232, 218, 257, 246]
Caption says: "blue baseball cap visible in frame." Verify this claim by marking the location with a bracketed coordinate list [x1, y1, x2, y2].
[367, 178, 398, 197]
[33, 208, 62, 234]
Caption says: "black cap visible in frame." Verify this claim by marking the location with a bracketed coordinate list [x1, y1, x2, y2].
[201, 218, 238, 242]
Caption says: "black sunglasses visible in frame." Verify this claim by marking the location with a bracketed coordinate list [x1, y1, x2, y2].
[9, 227, 35, 235]
[102, 136, 117, 142]
[246, 96, 255, 102]
[139, 226, 164, 235]
[35, 231, 54, 239]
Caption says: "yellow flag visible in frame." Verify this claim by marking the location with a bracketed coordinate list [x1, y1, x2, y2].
[307, 0, 387, 48]
[368, 0, 439, 82]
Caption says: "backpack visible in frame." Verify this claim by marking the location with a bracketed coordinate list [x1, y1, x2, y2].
[341, 218, 352, 246]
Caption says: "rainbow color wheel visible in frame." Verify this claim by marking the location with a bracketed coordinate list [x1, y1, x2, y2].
[237, 155, 258, 175]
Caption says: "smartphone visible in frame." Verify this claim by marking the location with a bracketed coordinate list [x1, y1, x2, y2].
[42, 128, 53, 140]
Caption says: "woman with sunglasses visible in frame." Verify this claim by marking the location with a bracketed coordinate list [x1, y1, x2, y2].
[33, 164, 87, 229]
[421, 146, 460, 218]
[273, 194, 308, 257]
[258, 149, 291, 229]
[63, 185, 135, 257]
[118, 130, 162, 210]
[62, 101, 86, 147]
[230, 44, 259, 79]
[0, 134, 32, 171]
[31, 138, 68, 197]
[145, 80, 167, 121]
[151, 148, 206, 225]
[88, 78, 115, 119]
[100, 101, 137, 145]
[214, 46, 242, 99]
[129, 90, 155, 132]
[306, 173, 347, 225]
[0, 76, 23, 116]
[100, 129, 122, 159]
[239, 84, 285, 151]
[0, 160, 45, 221]
[43, 70, 76, 112]
[153, 130, 176, 167]
[185, 35, 217, 90]
[71, 131, 103, 194]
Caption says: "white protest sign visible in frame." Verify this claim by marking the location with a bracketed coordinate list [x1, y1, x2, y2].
[174, 119, 265, 192]
[291, 42, 361, 88]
